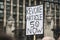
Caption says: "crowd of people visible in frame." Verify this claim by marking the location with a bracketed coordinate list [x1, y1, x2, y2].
[0, 31, 60, 40]
[0, 31, 15, 40]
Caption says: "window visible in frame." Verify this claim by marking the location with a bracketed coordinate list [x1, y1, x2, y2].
[6, 7, 10, 10]
[36, 0, 40, 5]
[19, 7, 23, 13]
[6, 3, 10, 5]
[6, 5, 10, 10]
[19, 23, 23, 29]
[19, 15, 23, 21]
[0, 2, 4, 9]
[49, 0, 53, 1]
[46, 2, 49, 8]
[52, 0, 53, 1]
[0, 10, 3, 13]
[6, 0, 10, 1]
[13, 4, 16, 6]
[0, 0, 4, 2]
[0, 5, 4, 9]
[13, 0, 17, 4]
[25, 0, 29, 6]
[6, 11, 10, 14]
[45, 0, 49, 1]
[54, 0, 58, 2]
[0, 2, 3, 4]
[19, 5, 23, 7]
[31, 0, 34, 6]
[51, 3, 54, 8]
[59, 5, 60, 16]
[19, 13, 23, 15]
[0, 19, 3, 21]
[0, 13, 3, 17]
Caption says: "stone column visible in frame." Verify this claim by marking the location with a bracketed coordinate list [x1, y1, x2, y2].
[4, 0, 6, 32]
[16, 0, 19, 38]
[44, 2, 47, 36]
[11, 0, 13, 16]
[34, 0, 36, 5]
[23, 0, 25, 29]
[55, 4, 57, 30]
[29, 0, 31, 6]
[23, 0, 26, 40]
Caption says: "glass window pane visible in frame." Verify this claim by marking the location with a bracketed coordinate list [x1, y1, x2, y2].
[0, 2, 3, 4]
[7, 0, 10, 1]
[0, 10, 3, 13]
[31, 0, 34, 6]
[25, 0, 29, 6]
[46, 2, 50, 8]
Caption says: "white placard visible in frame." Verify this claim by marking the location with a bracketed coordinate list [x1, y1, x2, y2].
[26, 5, 43, 35]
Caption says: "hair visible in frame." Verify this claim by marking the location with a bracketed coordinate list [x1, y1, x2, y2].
[58, 36, 60, 40]
[42, 36, 55, 40]
[0, 31, 13, 40]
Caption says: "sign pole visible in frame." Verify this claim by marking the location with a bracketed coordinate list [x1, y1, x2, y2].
[33, 34, 36, 40]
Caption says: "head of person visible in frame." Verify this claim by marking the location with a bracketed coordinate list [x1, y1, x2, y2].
[0, 31, 13, 40]
[57, 36, 60, 40]
[42, 36, 55, 40]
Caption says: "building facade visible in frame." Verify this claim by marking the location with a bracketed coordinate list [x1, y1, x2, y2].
[0, 0, 60, 40]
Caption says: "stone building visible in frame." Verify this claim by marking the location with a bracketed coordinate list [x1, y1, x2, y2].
[0, 0, 60, 40]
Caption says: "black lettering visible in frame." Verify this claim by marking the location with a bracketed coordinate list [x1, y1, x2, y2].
[30, 21, 34, 28]
[36, 29, 41, 33]
[29, 8, 32, 14]
[35, 21, 39, 27]
[34, 15, 39, 20]
[27, 28, 34, 34]
[40, 14, 43, 20]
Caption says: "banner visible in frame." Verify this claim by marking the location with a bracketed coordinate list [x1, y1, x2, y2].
[26, 5, 43, 35]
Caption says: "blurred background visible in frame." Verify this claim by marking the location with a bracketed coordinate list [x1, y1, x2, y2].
[0, 0, 60, 40]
